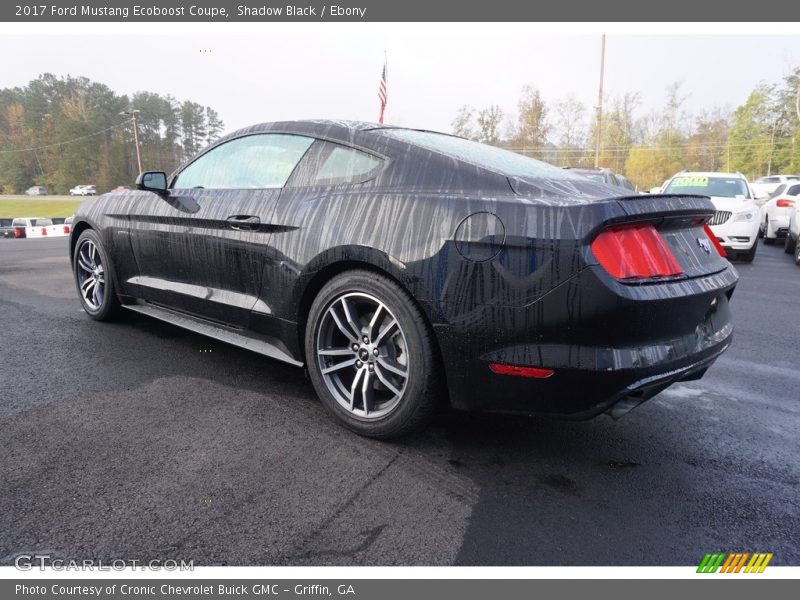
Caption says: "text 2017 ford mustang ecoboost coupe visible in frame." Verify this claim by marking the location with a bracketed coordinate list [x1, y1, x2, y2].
[70, 120, 738, 438]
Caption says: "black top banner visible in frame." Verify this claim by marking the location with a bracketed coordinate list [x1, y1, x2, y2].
[3, 0, 800, 21]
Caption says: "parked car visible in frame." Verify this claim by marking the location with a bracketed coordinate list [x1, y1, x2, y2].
[566, 167, 635, 191]
[70, 185, 97, 196]
[70, 120, 737, 438]
[751, 174, 800, 202]
[0, 218, 16, 238]
[648, 179, 670, 194]
[784, 192, 800, 265]
[11, 217, 65, 238]
[760, 183, 799, 244]
[25, 186, 48, 196]
[662, 171, 760, 262]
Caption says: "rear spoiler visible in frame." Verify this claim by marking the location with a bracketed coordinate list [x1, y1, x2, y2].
[613, 194, 715, 220]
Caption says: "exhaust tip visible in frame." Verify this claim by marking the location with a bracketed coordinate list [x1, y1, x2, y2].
[607, 392, 647, 420]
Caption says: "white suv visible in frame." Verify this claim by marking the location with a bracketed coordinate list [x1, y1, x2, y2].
[761, 182, 799, 245]
[751, 174, 800, 203]
[662, 172, 760, 262]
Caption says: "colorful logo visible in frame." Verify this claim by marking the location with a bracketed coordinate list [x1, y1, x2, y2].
[697, 552, 773, 573]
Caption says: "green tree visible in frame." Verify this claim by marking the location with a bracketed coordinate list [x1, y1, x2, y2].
[0, 74, 225, 193]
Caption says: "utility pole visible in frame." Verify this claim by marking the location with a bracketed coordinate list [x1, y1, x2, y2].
[796, 81, 800, 122]
[594, 34, 606, 168]
[726, 141, 731, 172]
[121, 109, 142, 174]
[767, 119, 777, 176]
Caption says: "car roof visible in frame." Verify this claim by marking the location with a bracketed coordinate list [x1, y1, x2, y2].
[225, 119, 390, 139]
[671, 171, 747, 179]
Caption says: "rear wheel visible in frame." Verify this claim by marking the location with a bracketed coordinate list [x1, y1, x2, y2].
[72, 229, 122, 321]
[784, 232, 797, 255]
[305, 270, 441, 438]
[795, 240, 800, 266]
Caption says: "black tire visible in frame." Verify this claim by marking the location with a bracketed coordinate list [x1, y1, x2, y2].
[305, 270, 441, 438]
[738, 242, 757, 263]
[72, 229, 122, 321]
[795, 240, 800, 266]
[784, 233, 796, 255]
[763, 218, 775, 245]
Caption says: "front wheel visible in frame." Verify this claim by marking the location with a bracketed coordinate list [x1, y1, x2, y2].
[72, 229, 122, 321]
[305, 270, 441, 438]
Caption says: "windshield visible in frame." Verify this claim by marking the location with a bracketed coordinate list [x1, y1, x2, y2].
[664, 175, 750, 199]
[384, 129, 584, 180]
[571, 171, 606, 183]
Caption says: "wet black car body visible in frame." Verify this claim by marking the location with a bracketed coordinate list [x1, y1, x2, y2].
[70, 120, 737, 437]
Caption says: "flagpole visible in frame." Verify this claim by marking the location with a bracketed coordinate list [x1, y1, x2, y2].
[378, 51, 387, 124]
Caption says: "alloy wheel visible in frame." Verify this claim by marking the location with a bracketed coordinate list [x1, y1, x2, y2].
[315, 292, 409, 420]
[75, 239, 105, 310]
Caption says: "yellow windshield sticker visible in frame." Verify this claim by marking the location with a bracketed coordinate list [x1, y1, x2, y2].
[672, 176, 708, 187]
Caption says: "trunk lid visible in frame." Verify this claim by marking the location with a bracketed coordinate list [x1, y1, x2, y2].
[611, 194, 729, 279]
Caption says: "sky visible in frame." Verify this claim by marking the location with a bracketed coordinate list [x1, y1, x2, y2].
[1, 25, 799, 138]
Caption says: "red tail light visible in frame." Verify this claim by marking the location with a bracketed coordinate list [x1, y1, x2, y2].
[41, 228, 47, 236]
[489, 364, 555, 379]
[591, 224, 683, 280]
[14, 227, 24, 238]
[63, 225, 71, 234]
[776, 198, 795, 208]
[703, 223, 727, 258]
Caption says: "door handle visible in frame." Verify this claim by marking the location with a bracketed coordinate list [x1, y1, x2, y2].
[226, 215, 261, 230]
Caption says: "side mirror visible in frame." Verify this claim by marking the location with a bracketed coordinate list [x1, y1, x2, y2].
[135, 171, 169, 196]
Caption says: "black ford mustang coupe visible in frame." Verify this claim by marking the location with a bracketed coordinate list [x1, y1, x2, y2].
[70, 120, 737, 438]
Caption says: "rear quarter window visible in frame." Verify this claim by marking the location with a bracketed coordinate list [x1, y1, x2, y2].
[314, 145, 382, 184]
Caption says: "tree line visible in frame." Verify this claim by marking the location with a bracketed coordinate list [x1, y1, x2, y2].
[0, 73, 224, 194]
[452, 69, 800, 189]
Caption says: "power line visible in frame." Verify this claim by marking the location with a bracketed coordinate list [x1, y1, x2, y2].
[506, 139, 788, 153]
[0, 121, 129, 154]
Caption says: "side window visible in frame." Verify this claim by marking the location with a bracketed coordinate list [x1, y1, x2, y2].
[764, 176, 780, 184]
[313, 144, 382, 185]
[173, 134, 314, 190]
[787, 184, 800, 196]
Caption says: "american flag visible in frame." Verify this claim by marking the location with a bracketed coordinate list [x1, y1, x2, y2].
[378, 58, 388, 124]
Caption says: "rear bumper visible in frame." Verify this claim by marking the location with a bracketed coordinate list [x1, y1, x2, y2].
[451, 320, 732, 418]
[435, 264, 738, 418]
[768, 214, 790, 237]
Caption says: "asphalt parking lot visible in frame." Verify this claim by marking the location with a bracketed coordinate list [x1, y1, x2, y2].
[0, 237, 798, 566]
